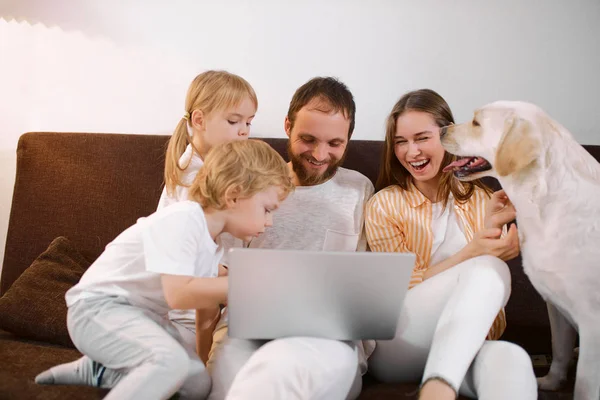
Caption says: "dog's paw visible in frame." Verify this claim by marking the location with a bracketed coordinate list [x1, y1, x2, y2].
[537, 374, 567, 391]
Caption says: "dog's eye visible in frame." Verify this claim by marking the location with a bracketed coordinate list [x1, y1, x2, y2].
[472, 120, 480, 127]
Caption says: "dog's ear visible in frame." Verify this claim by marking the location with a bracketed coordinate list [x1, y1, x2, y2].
[495, 115, 539, 176]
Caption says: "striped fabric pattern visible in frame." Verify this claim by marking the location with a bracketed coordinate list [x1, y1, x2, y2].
[365, 183, 506, 340]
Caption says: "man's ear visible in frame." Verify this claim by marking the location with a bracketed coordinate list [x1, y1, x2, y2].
[284, 117, 292, 138]
[495, 115, 539, 176]
[191, 109, 205, 132]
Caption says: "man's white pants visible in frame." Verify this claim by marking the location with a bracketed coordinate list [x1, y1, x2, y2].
[208, 336, 361, 400]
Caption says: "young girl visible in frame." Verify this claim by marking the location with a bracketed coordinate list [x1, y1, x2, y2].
[156, 70, 258, 356]
[158, 69, 258, 208]
[35, 139, 294, 400]
[365, 89, 537, 400]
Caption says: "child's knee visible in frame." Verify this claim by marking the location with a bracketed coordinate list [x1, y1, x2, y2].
[153, 343, 190, 381]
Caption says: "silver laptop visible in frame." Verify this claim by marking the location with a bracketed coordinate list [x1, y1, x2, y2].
[227, 248, 416, 341]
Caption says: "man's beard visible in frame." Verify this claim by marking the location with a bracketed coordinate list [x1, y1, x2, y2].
[287, 142, 345, 186]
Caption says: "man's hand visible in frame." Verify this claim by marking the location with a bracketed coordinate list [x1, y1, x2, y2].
[218, 264, 228, 277]
[485, 189, 516, 230]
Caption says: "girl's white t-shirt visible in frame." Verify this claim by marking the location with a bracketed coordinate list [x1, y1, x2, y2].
[157, 144, 204, 209]
[65, 201, 223, 316]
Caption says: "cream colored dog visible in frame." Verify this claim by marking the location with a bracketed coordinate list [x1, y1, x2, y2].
[439, 101, 600, 400]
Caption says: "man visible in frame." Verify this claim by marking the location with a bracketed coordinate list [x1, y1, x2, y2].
[207, 77, 375, 400]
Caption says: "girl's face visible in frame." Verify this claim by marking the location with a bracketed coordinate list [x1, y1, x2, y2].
[193, 96, 256, 157]
[393, 110, 446, 187]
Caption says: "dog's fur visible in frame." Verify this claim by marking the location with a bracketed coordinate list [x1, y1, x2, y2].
[440, 101, 600, 400]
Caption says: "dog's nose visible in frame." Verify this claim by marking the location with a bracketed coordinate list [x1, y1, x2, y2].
[440, 126, 447, 137]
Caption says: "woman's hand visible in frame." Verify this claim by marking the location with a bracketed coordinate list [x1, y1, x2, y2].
[423, 202, 520, 281]
[485, 190, 516, 230]
[467, 224, 520, 261]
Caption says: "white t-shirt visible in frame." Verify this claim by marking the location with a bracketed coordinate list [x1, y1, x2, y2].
[66, 201, 223, 317]
[429, 199, 468, 266]
[219, 167, 375, 373]
[157, 144, 204, 209]
[156, 144, 205, 322]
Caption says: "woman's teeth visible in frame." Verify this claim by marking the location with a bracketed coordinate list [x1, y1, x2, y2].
[410, 159, 429, 168]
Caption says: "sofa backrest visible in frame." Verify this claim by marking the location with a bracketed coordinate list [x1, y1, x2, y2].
[3, 131, 600, 355]
[2, 132, 169, 294]
[1, 132, 384, 295]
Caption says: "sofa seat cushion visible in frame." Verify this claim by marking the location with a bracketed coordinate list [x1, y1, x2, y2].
[0, 329, 107, 399]
[0, 237, 89, 347]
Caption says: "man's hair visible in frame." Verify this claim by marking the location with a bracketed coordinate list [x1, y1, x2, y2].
[287, 77, 356, 138]
[188, 139, 294, 209]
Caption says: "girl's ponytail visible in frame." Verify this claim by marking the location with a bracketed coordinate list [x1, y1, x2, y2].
[164, 116, 192, 196]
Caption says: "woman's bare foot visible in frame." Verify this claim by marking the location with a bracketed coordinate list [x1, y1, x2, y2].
[419, 378, 456, 400]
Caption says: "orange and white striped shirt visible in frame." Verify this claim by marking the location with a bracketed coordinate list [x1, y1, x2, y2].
[365, 183, 506, 340]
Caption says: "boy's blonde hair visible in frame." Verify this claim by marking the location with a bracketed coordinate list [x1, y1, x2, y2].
[189, 139, 294, 209]
[165, 70, 258, 196]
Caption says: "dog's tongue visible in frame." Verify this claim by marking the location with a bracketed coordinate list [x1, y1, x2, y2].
[443, 157, 472, 172]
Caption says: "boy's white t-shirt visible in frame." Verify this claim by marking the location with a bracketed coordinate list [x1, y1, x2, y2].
[66, 201, 223, 316]
[156, 144, 208, 322]
[157, 144, 204, 209]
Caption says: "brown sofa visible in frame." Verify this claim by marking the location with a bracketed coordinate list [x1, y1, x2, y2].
[1, 131, 591, 399]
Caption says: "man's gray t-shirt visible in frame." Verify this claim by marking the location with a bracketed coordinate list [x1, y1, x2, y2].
[222, 167, 374, 255]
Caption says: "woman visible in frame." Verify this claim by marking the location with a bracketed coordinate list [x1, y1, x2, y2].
[365, 89, 537, 400]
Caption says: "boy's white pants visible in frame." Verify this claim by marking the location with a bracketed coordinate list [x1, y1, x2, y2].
[68, 295, 211, 400]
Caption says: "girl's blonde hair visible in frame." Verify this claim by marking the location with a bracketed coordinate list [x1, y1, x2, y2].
[189, 139, 294, 209]
[165, 70, 258, 196]
[376, 89, 492, 208]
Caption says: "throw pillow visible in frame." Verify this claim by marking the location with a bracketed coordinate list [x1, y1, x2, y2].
[0, 236, 90, 347]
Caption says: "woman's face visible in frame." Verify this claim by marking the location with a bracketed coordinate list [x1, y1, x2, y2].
[393, 110, 446, 186]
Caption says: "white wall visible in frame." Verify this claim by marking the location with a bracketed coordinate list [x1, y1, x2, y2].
[1, 0, 599, 275]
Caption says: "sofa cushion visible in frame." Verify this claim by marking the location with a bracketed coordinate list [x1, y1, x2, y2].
[0, 329, 107, 399]
[0, 237, 89, 347]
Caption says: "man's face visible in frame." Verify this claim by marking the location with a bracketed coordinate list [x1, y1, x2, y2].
[285, 99, 350, 186]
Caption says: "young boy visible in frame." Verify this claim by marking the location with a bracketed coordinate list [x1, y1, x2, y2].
[35, 139, 294, 400]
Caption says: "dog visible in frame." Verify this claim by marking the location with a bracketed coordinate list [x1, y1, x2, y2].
[439, 101, 600, 400]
